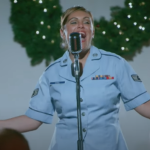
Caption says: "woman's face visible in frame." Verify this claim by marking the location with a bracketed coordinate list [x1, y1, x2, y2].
[60, 10, 94, 51]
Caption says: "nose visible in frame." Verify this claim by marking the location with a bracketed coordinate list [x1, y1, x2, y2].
[77, 22, 84, 28]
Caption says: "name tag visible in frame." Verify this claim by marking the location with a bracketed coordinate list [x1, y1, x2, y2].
[50, 81, 65, 85]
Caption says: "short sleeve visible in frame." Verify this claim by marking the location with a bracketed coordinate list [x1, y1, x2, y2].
[116, 58, 150, 111]
[25, 72, 55, 124]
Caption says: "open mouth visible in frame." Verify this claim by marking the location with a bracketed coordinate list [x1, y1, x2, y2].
[79, 32, 86, 41]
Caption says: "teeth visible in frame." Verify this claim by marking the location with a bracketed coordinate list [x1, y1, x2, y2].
[79, 32, 85, 35]
[79, 32, 86, 38]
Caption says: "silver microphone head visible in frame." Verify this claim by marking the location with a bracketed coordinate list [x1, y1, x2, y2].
[69, 32, 82, 54]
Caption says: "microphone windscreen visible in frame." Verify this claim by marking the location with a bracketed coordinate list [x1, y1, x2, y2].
[69, 32, 82, 54]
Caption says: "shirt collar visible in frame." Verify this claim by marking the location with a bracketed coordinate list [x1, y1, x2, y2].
[89, 45, 102, 60]
[60, 45, 102, 67]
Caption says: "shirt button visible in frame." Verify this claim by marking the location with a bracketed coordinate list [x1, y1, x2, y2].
[83, 128, 86, 132]
[82, 112, 85, 116]
[80, 98, 83, 102]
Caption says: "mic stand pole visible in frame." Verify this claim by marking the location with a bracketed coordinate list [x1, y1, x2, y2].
[72, 53, 84, 150]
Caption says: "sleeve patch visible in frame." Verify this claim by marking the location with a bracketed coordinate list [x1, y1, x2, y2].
[131, 74, 142, 82]
[31, 88, 39, 98]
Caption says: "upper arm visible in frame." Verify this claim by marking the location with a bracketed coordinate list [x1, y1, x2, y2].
[25, 73, 55, 124]
[0, 115, 43, 133]
[135, 100, 150, 119]
[21, 115, 43, 131]
[116, 58, 150, 111]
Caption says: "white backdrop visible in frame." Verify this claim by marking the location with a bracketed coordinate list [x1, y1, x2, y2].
[0, 0, 150, 150]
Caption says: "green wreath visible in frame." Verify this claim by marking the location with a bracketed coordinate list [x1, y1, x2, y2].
[10, 0, 150, 66]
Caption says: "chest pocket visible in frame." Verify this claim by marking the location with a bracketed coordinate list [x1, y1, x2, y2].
[81, 75, 120, 109]
[50, 80, 77, 117]
[50, 81, 65, 114]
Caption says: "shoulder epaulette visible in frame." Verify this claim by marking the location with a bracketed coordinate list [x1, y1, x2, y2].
[45, 59, 61, 72]
[100, 49, 121, 60]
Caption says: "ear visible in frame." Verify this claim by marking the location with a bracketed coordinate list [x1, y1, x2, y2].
[60, 29, 65, 40]
[92, 29, 95, 38]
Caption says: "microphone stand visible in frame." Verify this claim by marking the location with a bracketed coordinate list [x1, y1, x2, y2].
[71, 53, 84, 150]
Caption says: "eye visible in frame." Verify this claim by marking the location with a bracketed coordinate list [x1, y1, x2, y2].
[84, 21, 90, 24]
[70, 21, 77, 24]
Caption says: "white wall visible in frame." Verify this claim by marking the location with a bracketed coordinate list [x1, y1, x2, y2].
[0, 0, 150, 150]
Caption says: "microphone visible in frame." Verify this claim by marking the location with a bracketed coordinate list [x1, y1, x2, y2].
[69, 32, 82, 54]
[69, 32, 82, 77]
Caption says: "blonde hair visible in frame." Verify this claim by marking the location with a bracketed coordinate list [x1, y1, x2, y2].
[60, 6, 94, 30]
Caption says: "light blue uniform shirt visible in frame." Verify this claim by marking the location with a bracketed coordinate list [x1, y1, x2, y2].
[25, 46, 150, 150]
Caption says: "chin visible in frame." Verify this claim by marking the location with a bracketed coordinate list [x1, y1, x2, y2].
[81, 45, 91, 51]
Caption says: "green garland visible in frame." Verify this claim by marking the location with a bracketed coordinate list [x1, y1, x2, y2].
[10, 0, 63, 66]
[94, 0, 150, 60]
[10, 0, 150, 66]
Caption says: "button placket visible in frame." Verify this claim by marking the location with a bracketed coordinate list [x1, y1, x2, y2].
[80, 84, 88, 137]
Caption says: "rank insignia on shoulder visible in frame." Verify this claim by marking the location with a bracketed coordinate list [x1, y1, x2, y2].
[31, 88, 39, 98]
[91, 75, 114, 80]
[131, 74, 142, 82]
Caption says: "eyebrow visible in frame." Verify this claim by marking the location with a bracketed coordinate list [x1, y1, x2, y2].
[68, 17, 91, 22]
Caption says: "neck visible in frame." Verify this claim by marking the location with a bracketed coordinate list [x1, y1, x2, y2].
[69, 48, 90, 68]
